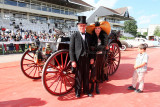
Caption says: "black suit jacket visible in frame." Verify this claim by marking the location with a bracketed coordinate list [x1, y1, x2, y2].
[69, 31, 91, 62]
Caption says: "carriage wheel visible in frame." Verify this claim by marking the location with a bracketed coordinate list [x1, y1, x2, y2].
[105, 43, 121, 75]
[42, 50, 75, 96]
[20, 49, 42, 79]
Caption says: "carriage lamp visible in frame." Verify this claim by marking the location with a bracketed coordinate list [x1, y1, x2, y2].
[29, 43, 38, 51]
[34, 50, 43, 63]
[42, 43, 52, 55]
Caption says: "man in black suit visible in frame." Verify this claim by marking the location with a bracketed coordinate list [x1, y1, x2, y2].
[69, 16, 93, 98]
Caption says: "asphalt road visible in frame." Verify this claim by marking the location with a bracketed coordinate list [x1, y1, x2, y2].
[0, 47, 160, 107]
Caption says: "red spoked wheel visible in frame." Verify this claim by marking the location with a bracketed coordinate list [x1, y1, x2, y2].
[20, 49, 43, 79]
[42, 50, 75, 96]
[104, 43, 121, 75]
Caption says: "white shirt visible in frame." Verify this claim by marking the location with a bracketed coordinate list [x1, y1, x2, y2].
[135, 52, 149, 72]
[80, 32, 85, 40]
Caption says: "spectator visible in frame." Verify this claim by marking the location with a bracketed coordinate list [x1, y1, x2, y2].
[8, 35, 15, 53]
[20, 36, 26, 52]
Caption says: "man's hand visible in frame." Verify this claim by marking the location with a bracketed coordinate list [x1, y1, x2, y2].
[72, 61, 77, 68]
[90, 59, 94, 64]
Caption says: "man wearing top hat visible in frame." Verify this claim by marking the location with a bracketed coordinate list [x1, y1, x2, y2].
[69, 16, 93, 98]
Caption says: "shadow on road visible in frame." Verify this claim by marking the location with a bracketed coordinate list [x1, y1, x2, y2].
[57, 90, 90, 101]
[0, 98, 47, 107]
[144, 83, 160, 93]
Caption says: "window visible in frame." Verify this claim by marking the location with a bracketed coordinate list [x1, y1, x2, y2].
[124, 11, 129, 17]
[39, 16, 47, 23]
[49, 18, 55, 23]
[22, 14, 27, 19]
[4, 0, 17, 6]
[69, 10, 74, 15]
[53, 8, 60, 13]
[65, 10, 68, 15]
[31, 1, 41, 10]
[42, 5, 47, 11]
[47, 5, 52, 12]
[60, 9, 65, 14]
[15, 13, 23, 18]
[0, 0, 3, 3]
[18, 1, 29, 8]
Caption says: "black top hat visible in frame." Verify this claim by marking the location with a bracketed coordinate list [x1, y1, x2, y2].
[77, 16, 87, 24]
[95, 21, 100, 27]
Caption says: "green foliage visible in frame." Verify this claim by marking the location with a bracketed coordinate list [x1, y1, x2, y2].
[154, 26, 160, 37]
[143, 32, 148, 36]
[136, 32, 141, 37]
[124, 20, 138, 36]
[137, 32, 141, 35]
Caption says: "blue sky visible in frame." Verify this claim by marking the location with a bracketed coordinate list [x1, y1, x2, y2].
[83, 0, 160, 28]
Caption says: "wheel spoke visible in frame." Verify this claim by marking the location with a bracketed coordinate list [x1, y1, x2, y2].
[60, 77, 63, 93]
[48, 63, 60, 71]
[24, 58, 34, 62]
[114, 51, 119, 57]
[61, 53, 64, 69]
[114, 60, 119, 62]
[23, 63, 35, 66]
[63, 76, 67, 91]
[49, 75, 60, 88]
[65, 76, 73, 87]
[46, 75, 58, 81]
[66, 75, 75, 80]
[64, 53, 68, 68]
[33, 65, 38, 77]
[24, 65, 34, 71]
[53, 76, 61, 92]
[66, 61, 71, 70]
[113, 62, 117, 71]
[54, 57, 62, 70]
[27, 53, 33, 59]
[28, 65, 35, 75]
[42, 50, 74, 95]
[113, 61, 118, 68]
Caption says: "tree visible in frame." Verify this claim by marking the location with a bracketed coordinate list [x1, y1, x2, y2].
[143, 32, 148, 36]
[124, 20, 138, 36]
[137, 32, 141, 35]
[154, 26, 160, 37]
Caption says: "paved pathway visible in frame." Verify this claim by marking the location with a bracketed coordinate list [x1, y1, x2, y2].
[0, 53, 23, 63]
[0, 47, 160, 107]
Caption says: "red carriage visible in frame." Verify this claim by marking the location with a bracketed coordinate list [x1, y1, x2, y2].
[20, 22, 122, 96]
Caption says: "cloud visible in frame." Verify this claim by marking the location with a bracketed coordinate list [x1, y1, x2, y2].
[96, 0, 118, 8]
[82, 0, 118, 18]
[83, 0, 118, 8]
[138, 14, 158, 24]
[127, 6, 133, 11]
[127, 6, 133, 15]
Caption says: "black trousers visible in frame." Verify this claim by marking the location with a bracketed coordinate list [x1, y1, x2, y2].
[75, 55, 90, 95]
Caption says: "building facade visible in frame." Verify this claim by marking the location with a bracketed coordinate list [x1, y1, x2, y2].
[137, 28, 148, 35]
[87, 6, 133, 33]
[148, 24, 160, 36]
[0, 0, 93, 34]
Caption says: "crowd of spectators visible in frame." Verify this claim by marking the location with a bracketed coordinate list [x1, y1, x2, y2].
[0, 30, 59, 54]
